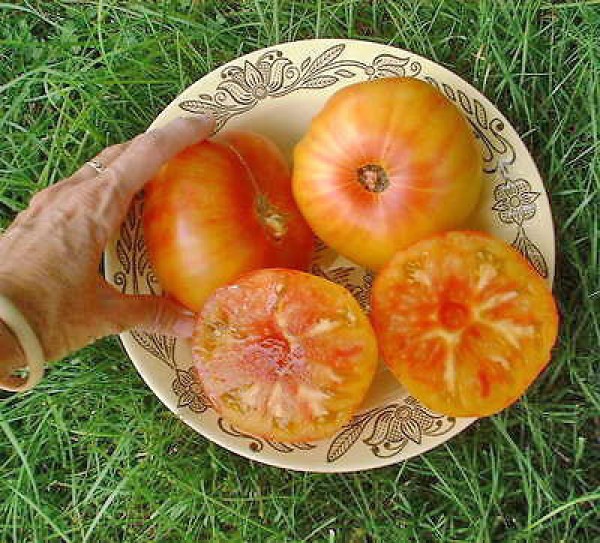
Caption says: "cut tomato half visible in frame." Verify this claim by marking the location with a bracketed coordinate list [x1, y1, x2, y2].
[193, 269, 378, 442]
[371, 231, 558, 417]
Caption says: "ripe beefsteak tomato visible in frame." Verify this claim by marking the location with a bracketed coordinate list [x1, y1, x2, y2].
[193, 269, 378, 442]
[143, 131, 314, 311]
[293, 77, 483, 270]
[371, 231, 558, 418]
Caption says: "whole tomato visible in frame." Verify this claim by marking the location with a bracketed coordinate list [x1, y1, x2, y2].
[143, 131, 314, 311]
[293, 77, 483, 270]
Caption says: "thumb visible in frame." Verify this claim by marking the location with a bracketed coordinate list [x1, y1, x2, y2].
[114, 294, 197, 338]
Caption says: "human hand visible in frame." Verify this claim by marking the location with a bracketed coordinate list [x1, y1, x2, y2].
[0, 115, 215, 388]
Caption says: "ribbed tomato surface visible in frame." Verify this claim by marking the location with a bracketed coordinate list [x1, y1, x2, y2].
[144, 131, 313, 311]
[293, 77, 482, 270]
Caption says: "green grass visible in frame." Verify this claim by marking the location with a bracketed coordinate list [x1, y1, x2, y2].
[0, 1, 598, 541]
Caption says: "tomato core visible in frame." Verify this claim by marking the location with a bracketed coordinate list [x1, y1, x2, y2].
[259, 336, 292, 373]
[357, 164, 389, 192]
[439, 301, 471, 331]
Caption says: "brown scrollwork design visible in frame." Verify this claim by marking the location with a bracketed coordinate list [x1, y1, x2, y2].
[328, 397, 456, 462]
[179, 44, 422, 130]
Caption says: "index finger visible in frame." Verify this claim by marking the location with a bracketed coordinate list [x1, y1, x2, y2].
[104, 114, 215, 197]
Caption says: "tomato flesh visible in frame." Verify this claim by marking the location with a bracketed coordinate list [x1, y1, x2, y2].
[371, 231, 558, 417]
[193, 269, 378, 442]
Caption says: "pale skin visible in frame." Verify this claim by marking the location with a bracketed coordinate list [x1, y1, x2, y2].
[0, 114, 215, 390]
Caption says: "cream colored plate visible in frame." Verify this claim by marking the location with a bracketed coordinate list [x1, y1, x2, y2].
[104, 39, 555, 472]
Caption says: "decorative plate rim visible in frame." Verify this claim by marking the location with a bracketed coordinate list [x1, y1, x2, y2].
[104, 38, 555, 473]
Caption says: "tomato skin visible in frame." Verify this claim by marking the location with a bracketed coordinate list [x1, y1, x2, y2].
[218, 131, 314, 271]
[143, 132, 314, 311]
[371, 231, 558, 417]
[293, 77, 483, 271]
[193, 269, 378, 442]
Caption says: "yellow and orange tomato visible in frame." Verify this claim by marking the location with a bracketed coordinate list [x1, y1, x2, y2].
[293, 77, 483, 270]
[143, 131, 314, 311]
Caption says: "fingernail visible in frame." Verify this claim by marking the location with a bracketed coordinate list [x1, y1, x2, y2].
[173, 315, 196, 338]
[177, 112, 215, 126]
[164, 114, 216, 138]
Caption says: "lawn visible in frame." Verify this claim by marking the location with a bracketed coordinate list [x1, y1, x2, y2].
[0, 1, 598, 541]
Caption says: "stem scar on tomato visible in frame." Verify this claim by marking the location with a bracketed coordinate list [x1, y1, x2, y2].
[222, 136, 290, 242]
[357, 164, 389, 192]
[255, 193, 288, 241]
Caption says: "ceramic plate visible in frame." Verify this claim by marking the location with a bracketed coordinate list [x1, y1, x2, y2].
[104, 39, 555, 473]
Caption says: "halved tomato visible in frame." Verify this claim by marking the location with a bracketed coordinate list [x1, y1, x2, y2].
[193, 269, 378, 442]
[371, 231, 558, 417]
